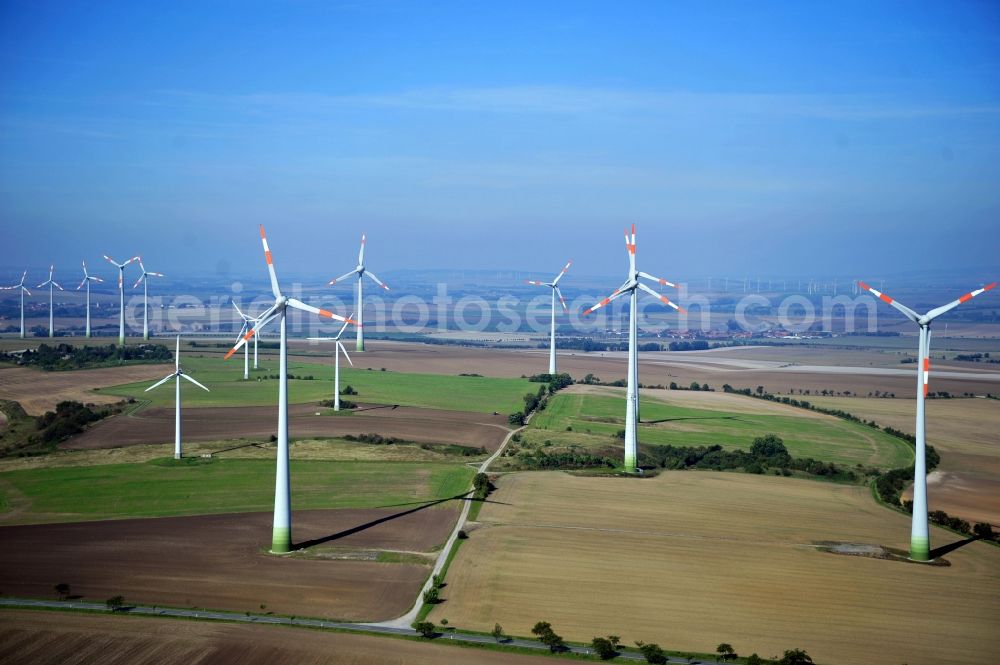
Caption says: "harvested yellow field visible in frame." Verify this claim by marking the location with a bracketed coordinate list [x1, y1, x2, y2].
[0, 365, 168, 415]
[431, 471, 1000, 665]
[801, 396, 1000, 524]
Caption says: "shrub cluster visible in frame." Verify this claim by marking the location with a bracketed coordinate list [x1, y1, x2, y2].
[640, 434, 856, 481]
[5, 343, 171, 370]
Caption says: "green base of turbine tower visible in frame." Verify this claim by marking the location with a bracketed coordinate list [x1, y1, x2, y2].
[271, 527, 292, 554]
[909, 537, 930, 562]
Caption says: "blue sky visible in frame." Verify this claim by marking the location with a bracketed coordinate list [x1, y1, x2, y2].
[1, 0, 998, 281]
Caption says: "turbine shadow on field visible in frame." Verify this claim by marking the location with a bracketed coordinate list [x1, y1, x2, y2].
[642, 415, 745, 425]
[352, 404, 400, 413]
[929, 535, 980, 559]
[210, 441, 272, 455]
[294, 491, 507, 550]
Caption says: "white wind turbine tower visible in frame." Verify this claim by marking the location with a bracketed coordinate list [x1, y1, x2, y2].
[232, 301, 263, 379]
[133, 258, 164, 340]
[36, 266, 64, 338]
[526, 260, 572, 374]
[77, 261, 104, 338]
[858, 279, 996, 561]
[104, 255, 139, 346]
[145, 336, 210, 459]
[225, 225, 356, 553]
[307, 313, 355, 411]
[0, 271, 31, 339]
[328, 233, 389, 351]
[584, 225, 686, 474]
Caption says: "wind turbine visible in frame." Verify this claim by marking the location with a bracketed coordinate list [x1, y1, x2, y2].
[328, 233, 389, 351]
[77, 261, 104, 338]
[36, 266, 64, 338]
[104, 255, 139, 346]
[0, 271, 30, 339]
[145, 336, 209, 459]
[307, 313, 355, 411]
[858, 279, 997, 561]
[584, 225, 685, 474]
[225, 225, 356, 553]
[133, 258, 164, 340]
[526, 260, 572, 374]
[232, 301, 262, 379]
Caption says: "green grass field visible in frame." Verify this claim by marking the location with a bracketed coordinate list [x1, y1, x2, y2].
[97, 354, 533, 414]
[526, 392, 914, 468]
[0, 458, 474, 523]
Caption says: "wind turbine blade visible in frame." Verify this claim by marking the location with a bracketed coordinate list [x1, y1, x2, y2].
[552, 260, 572, 286]
[181, 372, 210, 392]
[133, 274, 145, 289]
[625, 224, 636, 272]
[554, 285, 569, 313]
[103, 254, 119, 267]
[90, 275, 104, 283]
[333, 313, 354, 340]
[224, 302, 279, 360]
[338, 341, 354, 367]
[77, 277, 87, 290]
[145, 373, 176, 392]
[124, 256, 141, 266]
[364, 270, 389, 290]
[147, 272, 164, 278]
[857, 281, 919, 322]
[53, 281, 63, 291]
[20, 270, 27, 286]
[584, 287, 629, 315]
[232, 300, 247, 319]
[259, 225, 281, 298]
[287, 298, 357, 324]
[328, 269, 360, 285]
[638, 282, 685, 313]
[525, 280, 547, 286]
[22, 287, 31, 296]
[175, 335, 180, 371]
[924, 282, 997, 321]
[358, 233, 366, 265]
[639, 271, 678, 288]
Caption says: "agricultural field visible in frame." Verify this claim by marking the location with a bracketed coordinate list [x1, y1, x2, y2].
[0, 610, 556, 665]
[0, 506, 458, 621]
[64, 403, 509, 452]
[0, 458, 473, 524]
[97, 353, 533, 414]
[0, 365, 168, 415]
[432, 471, 1000, 665]
[515, 385, 914, 469]
[798, 395, 1000, 525]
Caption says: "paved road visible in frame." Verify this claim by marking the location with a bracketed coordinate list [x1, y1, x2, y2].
[0, 597, 724, 664]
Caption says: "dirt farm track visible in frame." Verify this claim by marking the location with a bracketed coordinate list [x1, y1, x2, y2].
[0, 506, 458, 621]
[64, 403, 509, 451]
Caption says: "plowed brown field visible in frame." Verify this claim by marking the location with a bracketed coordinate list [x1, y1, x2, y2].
[0, 506, 459, 621]
[63, 403, 508, 451]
